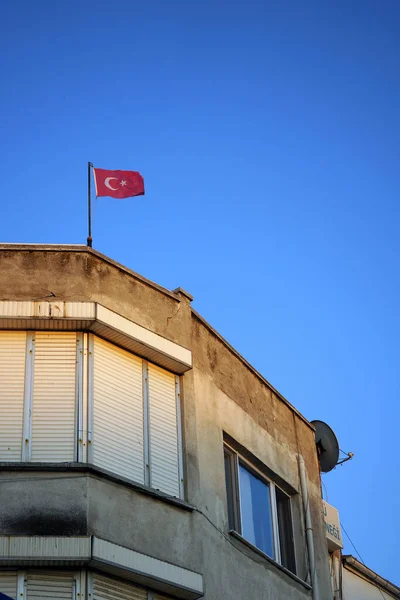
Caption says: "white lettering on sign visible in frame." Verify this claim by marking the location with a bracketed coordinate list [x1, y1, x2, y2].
[322, 500, 343, 550]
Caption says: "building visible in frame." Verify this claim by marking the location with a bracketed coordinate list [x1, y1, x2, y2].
[330, 554, 400, 600]
[0, 243, 332, 600]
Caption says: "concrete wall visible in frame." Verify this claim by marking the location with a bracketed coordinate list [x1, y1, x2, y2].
[0, 470, 312, 599]
[0, 245, 332, 599]
[0, 471, 87, 536]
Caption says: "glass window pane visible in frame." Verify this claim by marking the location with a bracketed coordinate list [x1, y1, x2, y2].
[276, 487, 296, 573]
[224, 451, 235, 530]
[239, 463, 274, 558]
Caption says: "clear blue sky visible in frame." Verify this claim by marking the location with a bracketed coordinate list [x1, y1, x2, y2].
[1, 0, 399, 584]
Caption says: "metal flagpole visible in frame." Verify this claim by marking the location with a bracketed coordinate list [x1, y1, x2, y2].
[87, 162, 93, 247]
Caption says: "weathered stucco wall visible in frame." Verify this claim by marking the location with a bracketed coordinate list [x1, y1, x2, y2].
[0, 470, 313, 599]
[188, 312, 331, 597]
[0, 471, 88, 536]
[0, 245, 331, 599]
[0, 246, 190, 347]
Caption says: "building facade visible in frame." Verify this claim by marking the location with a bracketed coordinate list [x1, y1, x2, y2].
[330, 553, 400, 600]
[0, 244, 332, 600]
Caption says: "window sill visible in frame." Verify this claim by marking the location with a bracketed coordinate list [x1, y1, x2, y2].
[0, 462, 194, 513]
[229, 530, 312, 591]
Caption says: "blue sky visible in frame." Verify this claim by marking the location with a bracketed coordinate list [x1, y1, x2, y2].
[1, 0, 399, 584]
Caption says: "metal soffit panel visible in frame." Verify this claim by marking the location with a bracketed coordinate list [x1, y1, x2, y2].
[91, 323, 187, 375]
[0, 537, 204, 600]
[0, 302, 192, 374]
[92, 538, 203, 600]
[96, 306, 192, 368]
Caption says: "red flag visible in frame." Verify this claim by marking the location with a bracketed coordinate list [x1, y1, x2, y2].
[93, 168, 144, 199]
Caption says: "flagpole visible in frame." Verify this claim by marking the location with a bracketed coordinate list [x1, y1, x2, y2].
[87, 162, 93, 247]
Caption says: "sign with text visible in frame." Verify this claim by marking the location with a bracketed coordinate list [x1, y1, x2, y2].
[322, 500, 343, 551]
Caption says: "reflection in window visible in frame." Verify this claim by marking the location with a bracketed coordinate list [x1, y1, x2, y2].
[224, 443, 296, 575]
[239, 463, 274, 558]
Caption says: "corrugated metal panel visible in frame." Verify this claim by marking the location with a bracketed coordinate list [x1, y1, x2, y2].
[65, 302, 96, 319]
[0, 571, 17, 598]
[148, 364, 180, 497]
[92, 573, 146, 600]
[0, 301, 34, 317]
[0, 301, 95, 320]
[34, 301, 65, 318]
[0, 331, 26, 461]
[0, 536, 91, 559]
[31, 332, 77, 462]
[96, 305, 192, 369]
[0, 319, 94, 331]
[26, 572, 75, 599]
[93, 337, 144, 483]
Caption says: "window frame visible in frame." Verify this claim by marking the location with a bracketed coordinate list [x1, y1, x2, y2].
[224, 442, 296, 574]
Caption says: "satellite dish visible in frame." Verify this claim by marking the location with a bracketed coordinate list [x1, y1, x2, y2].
[311, 420, 340, 473]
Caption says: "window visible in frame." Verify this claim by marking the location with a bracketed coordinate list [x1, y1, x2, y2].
[0, 570, 79, 600]
[0, 331, 184, 499]
[90, 337, 183, 498]
[0, 570, 177, 600]
[224, 443, 296, 574]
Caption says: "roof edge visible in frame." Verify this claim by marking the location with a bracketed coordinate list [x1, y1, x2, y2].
[0, 243, 180, 303]
[343, 555, 400, 597]
[0, 243, 314, 429]
[191, 308, 314, 431]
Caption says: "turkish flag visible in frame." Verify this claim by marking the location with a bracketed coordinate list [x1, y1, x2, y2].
[93, 168, 145, 199]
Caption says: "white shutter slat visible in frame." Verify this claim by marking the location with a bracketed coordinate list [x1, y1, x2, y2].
[0, 571, 17, 598]
[148, 364, 180, 497]
[26, 572, 75, 599]
[31, 332, 77, 462]
[0, 331, 26, 461]
[92, 573, 146, 600]
[93, 337, 144, 483]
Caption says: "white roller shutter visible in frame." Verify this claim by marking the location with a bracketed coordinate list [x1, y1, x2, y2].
[0, 571, 17, 599]
[26, 572, 76, 599]
[92, 573, 146, 600]
[31, 332, 77, 462]
[93, 337, 144, 483]
[0, 331, 26, 461]
[148, 364, 180, 497]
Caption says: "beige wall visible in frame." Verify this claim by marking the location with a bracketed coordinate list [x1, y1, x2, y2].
[343, 568, 396, 600]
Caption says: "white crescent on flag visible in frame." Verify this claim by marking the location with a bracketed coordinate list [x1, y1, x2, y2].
[104, 177, 120, 191]
[92, 167, 144, 199]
